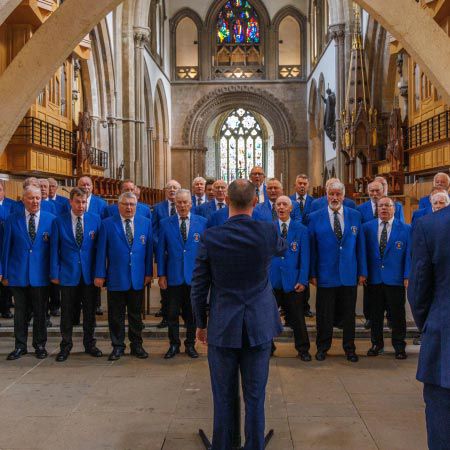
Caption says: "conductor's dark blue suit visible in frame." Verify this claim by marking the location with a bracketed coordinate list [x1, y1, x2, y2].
[191, 214, 287, 450]
[408, 206, 450, 450]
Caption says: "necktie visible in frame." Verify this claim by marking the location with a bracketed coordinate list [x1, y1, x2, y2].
[125, 219, 133, 246]
[271, 202, 277, 221]
[170, 202, 176, 216]
[281, 222, 288, 239]
[75, 216, 83, 247]
[255, 187, 260, 202]
[333, 211, 343, 242]
[379, 221, 388, 258]
[374, 203, 378, 219]
[28, 213, 36, 243]
[180, 217, 187, 242]
[218, 202, 224, 209]
[197, 197, 203, 206]
[299, 196, 305, 214]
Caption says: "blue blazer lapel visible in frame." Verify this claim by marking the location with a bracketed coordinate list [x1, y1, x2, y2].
[34, 213, 49, 247]
[187, 215, 198, 243]
[63, 214, 77, 246]
[341, 208, 353, 243]
[170, 215, 184, 246]
[370, 220, 381, 258]
[132, 217, 143, 250]
[19, 214, 32, 246]
[385, 220, 400, 256]
[82, 214, 96, 248]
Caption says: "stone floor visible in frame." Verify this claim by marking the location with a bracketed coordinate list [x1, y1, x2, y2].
[0, 336, 427, 450]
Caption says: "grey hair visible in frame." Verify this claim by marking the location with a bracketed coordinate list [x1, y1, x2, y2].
[275, 195, 292, 207]
[326, 180, 346, 195]
[192, 177, 206, 185]
[118, 192, 137, 203]
[23, 185, 41, 196]
[431, 191, 450, 205]
[175, 189, 192, 201]
[165, 180, 181, 189]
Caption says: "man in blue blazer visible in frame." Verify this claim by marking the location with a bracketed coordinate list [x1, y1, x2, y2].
[207, 204, 229, 228]
[310, 178, 357, 213]
[270, 196, 311, 360]
[50, 188, 103, 362]
[48, 178, 71, 214]
[157, 189, 207, 359]
[12, 178, 57, 216]
[191, 176, 207, 207]
[308, 180, 367, 362]
[408, 202, 450, 450]
[104, 179, 152, 220]
[2, 186, 56, 360]
[412, 188, 448, 229]
[363, 196, 411, 359]
[95, 192, 153, 361]
[250, 166, 267, 204]
[191, 179, 287, 450]
[289, 173, 315, 224]
[0, 180, 17, 215]
[196, 179, 227, 220]
[77, 176, 108, 219]
[418, 172, 450, 210]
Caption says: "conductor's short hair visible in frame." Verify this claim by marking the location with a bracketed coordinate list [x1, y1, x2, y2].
[228, 179, 255, 209]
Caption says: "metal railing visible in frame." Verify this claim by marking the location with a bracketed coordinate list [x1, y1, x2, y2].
[89, 147, 109, 170]
[407, 110, 450, 150]
[10, 116, 75, 154]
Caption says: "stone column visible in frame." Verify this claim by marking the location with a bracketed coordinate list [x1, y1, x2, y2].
[329, 23, 346, 180]
[273, 144, 308, 192]
[146, 126, 154, 187]
[171, 146, 207, 189]
[107, 117, 117, 179]
[133, 27, 150, 185]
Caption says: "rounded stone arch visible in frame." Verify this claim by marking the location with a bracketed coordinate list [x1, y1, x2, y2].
[169, 8, 204, 81]
[182, 86, 297, 149]
[154, 79, 170, 187]
[273, 5, 307, 80]
[204, 0, 272, 80]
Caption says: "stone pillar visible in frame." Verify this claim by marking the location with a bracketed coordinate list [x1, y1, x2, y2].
[329, 23, 346, 181]
[171, 146, 207, 189]
[107, 117, 117, 179]
[273, 144, 307, 193]
[147, 126, 154, 187]
[133, 27, 150, 185]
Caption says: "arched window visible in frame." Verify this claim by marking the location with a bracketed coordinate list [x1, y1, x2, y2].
[175, 17, 199, 80]
[219, 108, 264, 182]
[214, 1, 263, 79]
[278, 16, 301, 78]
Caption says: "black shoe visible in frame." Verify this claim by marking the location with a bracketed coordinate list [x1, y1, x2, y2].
[363, 320, 372, 330]
[155, 309, 163, 318]
[1, 311, 13, 319]
[108, 348, 124, 361]
[395, 351, 407, 360]
[131, 346, 149, 359]
[46, 318, 53, 327]
[96, 306, 104, 316]
[56, 349, 70, 362]
[367, 345, 384, 357]
[7, 348, 27, 360]
[35, 347, 48, 359]
[85, 347, 103, 357]
[164, 345, 180, 359]
[346, 352, 359, 363]
[156, 319, 168, 329]
[299, 352, 312, 362]
[304, 310, 314, 318]
[413, 336, 422, 346]
[271, 342, 276, 356]
[185, 345, 199, 359]
[315, 351, 327, 361]
[50, 309, 60, 317]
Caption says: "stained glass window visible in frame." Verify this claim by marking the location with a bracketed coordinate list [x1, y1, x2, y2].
[220, 109, 264, 182]
[216, 0, 260, 45]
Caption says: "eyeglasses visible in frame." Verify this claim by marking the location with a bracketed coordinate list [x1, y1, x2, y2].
[119, 202, 137, 207]
[378, 203, 394, 208]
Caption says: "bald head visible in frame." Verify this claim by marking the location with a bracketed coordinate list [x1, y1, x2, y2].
[227, 179, 257, 215]
[275, 195, 293, 222]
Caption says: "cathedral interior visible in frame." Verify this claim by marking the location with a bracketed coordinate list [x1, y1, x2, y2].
[0, 0, 449, 449]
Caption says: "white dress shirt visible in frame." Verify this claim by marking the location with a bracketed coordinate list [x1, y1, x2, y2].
[377, 217, 394, 243]
[178, 213, 191, 236]
[86, 195, 92, 212]
[328, 206, 344, 233]
[278, 217, 291, 234]
[215, 199, 226, 210]
[120, 215, 134, 238]
[25, 209, 40, 232]
[195, 195, 206, 206]
[371, 200, 377, 217]
[167, 200, 176, 215]
[256, 184, 265, 204]
[71, 211, 84, 240]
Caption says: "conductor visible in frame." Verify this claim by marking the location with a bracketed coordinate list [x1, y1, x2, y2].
[191, 179, 287, 450]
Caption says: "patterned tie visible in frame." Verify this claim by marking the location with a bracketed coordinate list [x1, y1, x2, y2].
[379, 221, 388, 258]
[218, 202, 224, 209]
[125, 219, 133, 246]
[281, 222, 288, 239]
[197, 197, 203, 206]
[75, 216, 83, 247]
[271, 202, 277, 221]
[255, 186, 260, 202]
[299, 196, 305, 214]
[374, 203, 378, 219]
[180, 217, 187, 242]
[170, 202, 176, 216]
[333, 211, 343, 242]
[28, 213, 36, 243]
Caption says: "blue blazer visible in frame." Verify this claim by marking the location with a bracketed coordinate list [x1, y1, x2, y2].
[308, 207, 367, 287]
[253, 201, 302, 223]
[157, 214, 207, 286]
[270, 220, 310, 291]
[289, 194, 314, 224]
[357, 200, 405, 224]
[411, 207, 432, 229]
[87, 194, 108, 218]
[50, 212, 101, 286]
[2, 211, 56, 287]
[151, 200, 170, 248]
[191, 195, 207, 208]
[207, 206, 229, 228]
[363, 219, 411, 286]
[191, 215, 287, 348]
[50, 195, 70, 214]
[418, 195, 431, 210]
[105, 202, 152, 220]
[408, 205, 450, 389]
[95, 215, 153, 291]
[0, 197, 17, 216]
[12, 199, 56, 216]
[196, 200, 224, 221]
[310, 196, 357, 214]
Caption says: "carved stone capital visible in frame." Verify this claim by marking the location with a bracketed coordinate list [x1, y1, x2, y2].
[329, 23, 346, 41]
[134, 27, 150, 47]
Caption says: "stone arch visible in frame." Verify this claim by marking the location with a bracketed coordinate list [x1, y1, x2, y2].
[154, 79, 170, 187]
[182, 86, 296, 149]
[272, 5, 307, 80]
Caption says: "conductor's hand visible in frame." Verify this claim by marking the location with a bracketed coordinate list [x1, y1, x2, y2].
[358, 276, 367, 286]
[158, 276, 167, 290]
[144, 276, 152, 286]
[294, 283, 306, 293]
[309, 277, 317, 287]
[196, 328, 208, 345]
[1, 278, 7, 286]
[94, 278, 105, 288]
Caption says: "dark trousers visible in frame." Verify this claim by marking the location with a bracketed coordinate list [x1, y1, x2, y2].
[368, 284, 406, 352]
[274, 289, 310, 353]
[160, 288, 169, 319]
[11, 287, 49, 350]
[0, 284, 12, 314]
[49, 283, 60, 313]
[107, 289, 144, 350]
[316, 286, 357, 353]
[423, 383, 450, 450]
[208, 339, 272, 450]
[364, 285, 392, 322]
[60, 282, 97, 351]
[167, 284, 195, 347]
[303, 285, 311, 314]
